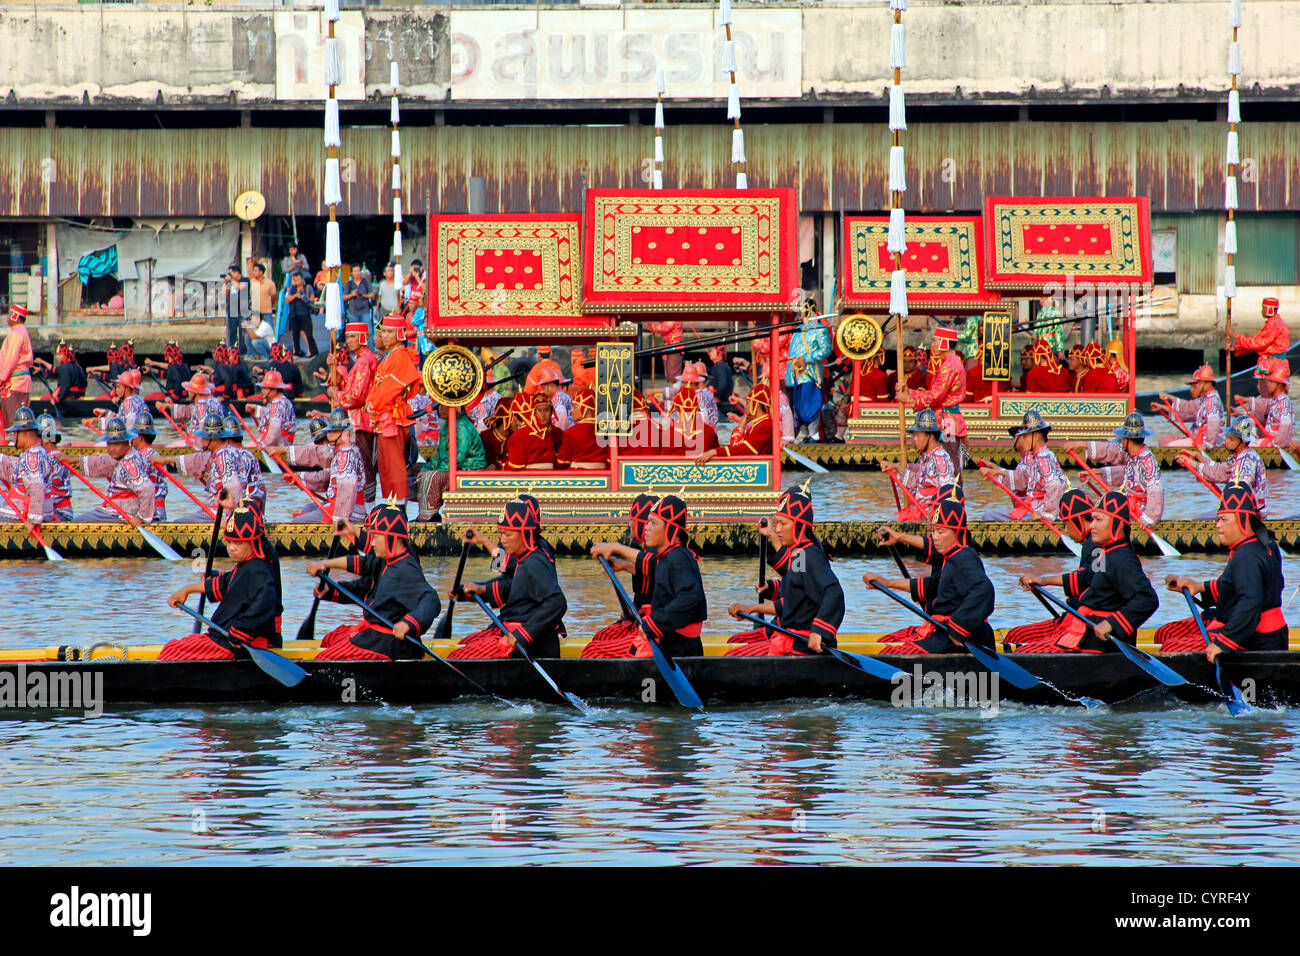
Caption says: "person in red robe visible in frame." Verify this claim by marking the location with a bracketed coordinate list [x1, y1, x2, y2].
[694, 382, 774, 463]
[1233, 297, 1289, 362]
[505, 389, 558, 469]
[1066, 344, 1087, 391]
[857, 350, 892, 404]
[366, 313, 422, 504]
[480, 395, 515, 468]
[1024, 337, 1071, 392]
[900, 326, 966, 464]
[556, 388, 608, 469]
[662, 364, 718, 456]
[1078, 342, 1119, 393]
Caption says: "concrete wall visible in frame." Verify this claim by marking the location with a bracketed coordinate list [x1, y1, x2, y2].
[0, 1, 1295, 107]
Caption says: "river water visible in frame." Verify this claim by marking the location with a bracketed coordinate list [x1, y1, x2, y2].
[4, 374, 1299, 865]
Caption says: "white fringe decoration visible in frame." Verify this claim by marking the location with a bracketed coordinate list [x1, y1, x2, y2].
[731, 128, 745, 164]
[887, 207, 907, 254]
[390, 62, 400, 90]
[391, 130, 401, 159]
[889, 145, 906, 192]
[325, 0, 339, 22]
[1228, 90, 1241, 123]
[654, 102, 664, 129]
[654, 136, 664, 163]
[324, 99, 340, 147]
[889, 84, 907, 131]
[1226, 130, 1240, 165]
[1229, 0, 1242, 27]
[891, 0, 907, 10]
[727, 85, 741, 120]
[656, 68, 666, 95]
[324, 157, 342, 206]
[393, 233, 403, 259]
[1229, 41, 1241, 76]
[390, 98, 400, 125]
[1224, 220, 1238, 255]
[325, 38, 341, 87]
[324, 221, 341, 268]
[1225, 175, 1238, 210]
[323, 282, 342, 331]
[890, 24, 906, 70]
[1224, 265, 1237, 298]
[393, 263, 402, 289]
[724, 40, 738, 73]
[392, 164, 402, 190]
[653, 169, 663, 190]
[889, 269, 909, 316]
[719, 0, 732, 27]
[393, 196, 403, 224]
[735, 171, 748, 189]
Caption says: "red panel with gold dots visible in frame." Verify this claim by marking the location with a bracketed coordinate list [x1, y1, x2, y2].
[581, 189, 800, 313]
[841, 214, 1002, 313]
[429, 215, 585, 326]
[982, 197, 1153, 290]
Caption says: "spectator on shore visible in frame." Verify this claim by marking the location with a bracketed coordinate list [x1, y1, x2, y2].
[281, 242, 310, 279]
[377, 264, 400, 315]
[343, 263, 374, 327]
[248, 262, 277, 331]
[221, 264, 250, 355]
[284, 271, 318, 358]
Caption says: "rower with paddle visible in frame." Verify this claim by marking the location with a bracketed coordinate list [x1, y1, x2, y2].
[170, 414, 251, 522]
[66, 416, 155, 528]
[726, 484, 845, 657]
[1063, 412, 1166, 528]
[881, 409, 956, 522]
[582, 494, 660, 658]
[1012, 490, 1159, 654]
[448, 497, 568, 660]
[1003, 488, 1098, 649]
[865, 488, 997, 656]
[1175, 416, 1268, 518]
[80, 411, 169, 521]
[160, 499, 283, 661]
[1155, 364, 1224, 449]
[307, 501, 441, 660]
[978, 410, 1067, 522]
[590, 494, 707, 659]
[0, 407, 56, 539]
[1155, 482, 1287, 658]
[267, 408, 368, 524]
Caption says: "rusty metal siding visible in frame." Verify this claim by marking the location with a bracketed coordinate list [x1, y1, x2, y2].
[0, 121, 1295, 219]
[1152, 211, 1220, 294]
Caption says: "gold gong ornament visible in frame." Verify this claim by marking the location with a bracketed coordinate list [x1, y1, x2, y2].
[836, 314, 884, 361]
[421, 344, 485, 408]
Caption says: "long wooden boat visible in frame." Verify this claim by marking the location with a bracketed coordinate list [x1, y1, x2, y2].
[23, 394, 330, 420]
[1, 635, 1294, 708]
[0, 518, 1285, 559]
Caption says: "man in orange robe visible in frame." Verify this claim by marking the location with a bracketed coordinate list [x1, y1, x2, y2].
[366, 313, 422, 504]
[1233, 297, 1289, 362]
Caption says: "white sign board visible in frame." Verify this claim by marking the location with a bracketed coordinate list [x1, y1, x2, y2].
[449, 9, 801, 100]
[275, 11, 366, 101]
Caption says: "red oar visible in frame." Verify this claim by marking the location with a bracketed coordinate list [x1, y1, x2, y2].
[230, 407, 332, 520]
[974, 460, 1082, 557]
[1175, 457, 1225, 502]
[0, 480, 65, 561]
[155, 464, 217, 520]
[1064, 448, 1181, 557]
[62, 459, 183, 560]
[153, 403, 196, 449]
[1063, 448, 1111, 498]
[886, 469, 928, 516]
[1233, 396, 1300, 470]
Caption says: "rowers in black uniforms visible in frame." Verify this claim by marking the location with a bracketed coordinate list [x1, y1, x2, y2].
[1157, 482, 1287, 657]
[1004, 487, 1097, 648]
[582, 493, 660, 658]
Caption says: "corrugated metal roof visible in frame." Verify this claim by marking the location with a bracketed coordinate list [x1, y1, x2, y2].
[0, 121, 1294, 218]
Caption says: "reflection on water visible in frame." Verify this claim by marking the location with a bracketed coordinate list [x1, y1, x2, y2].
[0, 703, 1296, 865]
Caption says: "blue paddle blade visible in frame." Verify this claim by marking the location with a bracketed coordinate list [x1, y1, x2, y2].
[1077, 696, 1106, 711]
[648, 641, 704, 710]
[963, 641, 1041, 691]
[246, 645, 308, 688]
[1215, 659, 1252, 716]
[1112, 637, 1188, 687]
[830, 647, 907, 682]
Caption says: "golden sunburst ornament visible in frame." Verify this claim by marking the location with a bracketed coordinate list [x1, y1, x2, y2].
[421, 344, 485, 408]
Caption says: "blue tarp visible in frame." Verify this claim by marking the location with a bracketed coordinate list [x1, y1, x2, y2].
[77, 246, 119, 283]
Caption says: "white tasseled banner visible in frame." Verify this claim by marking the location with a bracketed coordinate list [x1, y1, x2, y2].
[325, 38, 341, 87]
[393, 233, 403, 260]
[1224, 220, 1238, 255]
[393, 263, 403, 289]
[1230, 0, 1242, 27]
[390, 62, 400, 90]
[727, 84, 741, 120]
[887, 207, 907, 254]
[1229, 41, 1241, 76]
[724, 40, 738, 74]
[731, 128, 746, 164]
[735, 171, 748, 189]
[1226, 130, 1240, 165]
[325, 0, 339, 22]
[889, 145, 906, 192]
[654, 136, 664, 163]
[719, 0, 733, 27]
[656, 68, 666, 95]
[390, 97, 400, 126]
[392, 163, 402, 190]
[1225, 175, 1238, 210]
[324, 282, 342, 331]
[654, 101, 664, 130]
[393, 196, 403, 224]
[653, 169, 663, 190]
[890, 23, 906, 70]
[324, 157, 342, 206]
[324, 221, 341, 268]
[889, 269, 909, 316]
[1224, 265, 1237, 298]
[889, 83, 907, 131]
[1228, 90, 1241, 123]
[391, 130, 401, 159]
[890, 0, 907, 10]
[324, 99, 340, 147]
